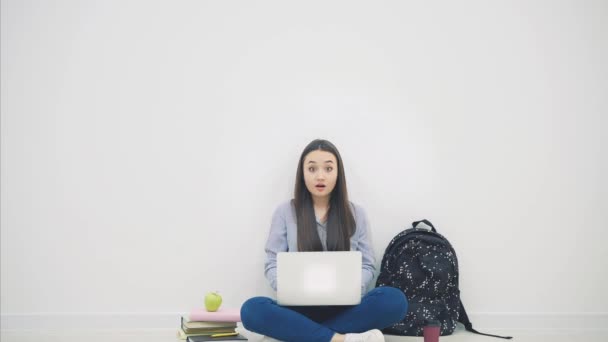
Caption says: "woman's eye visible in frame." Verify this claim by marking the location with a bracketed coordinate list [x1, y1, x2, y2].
[326, 167, 333, 172]
[308, 167, 315, 172]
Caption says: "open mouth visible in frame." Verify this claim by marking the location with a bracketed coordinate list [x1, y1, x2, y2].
[315, 185, 326, 190]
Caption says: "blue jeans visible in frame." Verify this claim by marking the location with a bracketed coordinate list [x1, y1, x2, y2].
[241, 286, 408, 342]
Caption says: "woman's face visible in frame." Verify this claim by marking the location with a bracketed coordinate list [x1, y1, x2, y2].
[303, 149, 338, 202]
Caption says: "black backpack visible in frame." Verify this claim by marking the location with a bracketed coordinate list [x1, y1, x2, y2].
[375, 220, 512, 339]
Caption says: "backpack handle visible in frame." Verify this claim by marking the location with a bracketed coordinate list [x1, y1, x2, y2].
[412, 219, 437, 233]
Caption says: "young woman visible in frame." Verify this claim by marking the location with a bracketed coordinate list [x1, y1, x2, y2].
[241, 139, 408, 342]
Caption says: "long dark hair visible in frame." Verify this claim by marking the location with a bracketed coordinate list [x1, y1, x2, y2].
[292, 139, 356, 252]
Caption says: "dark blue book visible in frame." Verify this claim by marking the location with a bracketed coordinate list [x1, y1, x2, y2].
[187, 333, 248, 341]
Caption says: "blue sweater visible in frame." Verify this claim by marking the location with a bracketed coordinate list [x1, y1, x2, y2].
[264, 199, 377, 296]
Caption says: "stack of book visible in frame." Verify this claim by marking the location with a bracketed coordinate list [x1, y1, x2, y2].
[177, 307, 247, 341]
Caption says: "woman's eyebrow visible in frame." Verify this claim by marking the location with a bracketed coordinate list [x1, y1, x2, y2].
[307, 161, 334, 164]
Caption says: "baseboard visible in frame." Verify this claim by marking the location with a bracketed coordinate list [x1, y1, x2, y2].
[0, 312, 186, 330]
[467, 312, 608, 333]
[2, 312, 607, 332]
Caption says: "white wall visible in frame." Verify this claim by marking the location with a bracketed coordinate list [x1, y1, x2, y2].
[2, 0, 607, 331]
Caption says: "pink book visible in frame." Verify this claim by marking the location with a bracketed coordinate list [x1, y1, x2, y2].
[188, 308, 241, 322]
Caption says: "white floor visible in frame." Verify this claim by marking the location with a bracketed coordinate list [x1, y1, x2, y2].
[1, 326, 606, 342]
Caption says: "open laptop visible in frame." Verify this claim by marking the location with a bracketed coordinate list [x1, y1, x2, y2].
[276, 251, 362, 306]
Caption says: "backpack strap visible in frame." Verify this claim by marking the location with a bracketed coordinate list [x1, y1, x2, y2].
[459, 299, 513, 339]
[412, 219, 437, 232]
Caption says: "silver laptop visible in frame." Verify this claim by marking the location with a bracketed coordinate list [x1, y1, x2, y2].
[276, 251, 362, 306]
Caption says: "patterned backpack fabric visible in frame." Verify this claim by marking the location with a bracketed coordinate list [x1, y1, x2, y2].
[376, 220, 512, 339]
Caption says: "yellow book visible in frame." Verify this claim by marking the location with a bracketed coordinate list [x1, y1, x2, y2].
[176, 327, 237, 340]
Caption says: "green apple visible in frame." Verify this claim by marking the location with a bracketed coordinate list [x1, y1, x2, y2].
[205, 291, 222, 312]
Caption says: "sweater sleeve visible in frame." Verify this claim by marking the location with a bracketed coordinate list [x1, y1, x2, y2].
[354, 205, 377, 296]
[264, 203, 289, 291]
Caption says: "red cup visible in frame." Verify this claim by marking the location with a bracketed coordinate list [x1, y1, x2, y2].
[423, 320, 441, 342]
